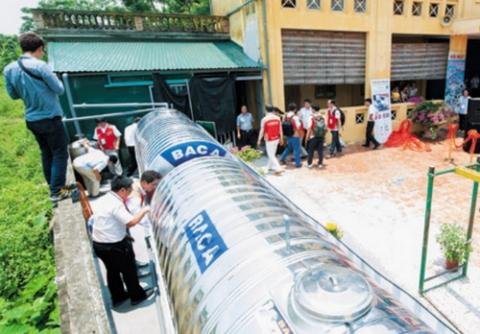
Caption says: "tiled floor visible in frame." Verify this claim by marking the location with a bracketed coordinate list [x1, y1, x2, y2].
[263, 140, 480, 333]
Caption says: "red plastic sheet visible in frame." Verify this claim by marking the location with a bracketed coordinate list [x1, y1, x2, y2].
[384, 120, 431, 152]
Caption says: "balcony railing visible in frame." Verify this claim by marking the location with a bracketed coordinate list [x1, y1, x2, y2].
[31, 9, 229, 34]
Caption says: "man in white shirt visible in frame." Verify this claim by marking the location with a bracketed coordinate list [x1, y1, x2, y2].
[124, 117, 140, 176]
[72, 140, 116, 198]
[92, 176, 154, 307]
[362, 98, 380, 149]
[299, 99, 313, 145]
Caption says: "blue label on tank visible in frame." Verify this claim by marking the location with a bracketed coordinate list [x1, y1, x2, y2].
[161, 141, 227, 166]
[184, 210, 227, 273]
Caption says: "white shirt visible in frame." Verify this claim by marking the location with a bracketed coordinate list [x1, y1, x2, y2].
[368, 104, 377, 121]
[299, 107, 312, 129]
[92, 192, 133, 243]
[124, 123, 138, 147]
[73, 147, 109, 171]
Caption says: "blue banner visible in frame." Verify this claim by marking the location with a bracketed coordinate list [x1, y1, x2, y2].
[184, 210, 228, 273]
[161, 141, 227, 167]
[445, 54, 466, 110]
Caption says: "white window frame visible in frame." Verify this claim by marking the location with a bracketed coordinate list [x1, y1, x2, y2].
[331, 0, 344, 11]
[412, 2, 422, 16]
[429, 3, 439, 17]
[282, 0, 296, 8]
[307, 0, 321, 10]
[354, 0, 367, 13]
[394, 0, 404, 15]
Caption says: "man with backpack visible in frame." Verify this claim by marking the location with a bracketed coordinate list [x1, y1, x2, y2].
[306, 104, 326, 168]
[280, 103, 302, 168]
[257, 106, 284, 175]
[327, 99, 343, 157]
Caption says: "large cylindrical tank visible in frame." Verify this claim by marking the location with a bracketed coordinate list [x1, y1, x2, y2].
[149, 156, 453, 334]
[135, 109, 230, 176]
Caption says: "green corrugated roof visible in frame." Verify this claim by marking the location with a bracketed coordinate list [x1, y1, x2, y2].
[48, 41, 260, 73]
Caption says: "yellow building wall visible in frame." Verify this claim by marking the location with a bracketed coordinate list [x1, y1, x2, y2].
[210, 0, 478, 142]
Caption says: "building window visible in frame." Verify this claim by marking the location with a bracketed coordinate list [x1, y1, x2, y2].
[354, 0, 367, 13]
[429, 3, 439, 17]
[282, 0, 296, 8]
[331, 0, 344, 11]
[393, 0, 404, 15]
[445, 4, 455, 18]
[307, 0, 321, 10]
[315, 85, 336, 99]
[412, 2, 422, 16]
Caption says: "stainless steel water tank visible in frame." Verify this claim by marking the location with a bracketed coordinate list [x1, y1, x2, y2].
[135, 109, 230, 176]
[149, 156, 452, 334]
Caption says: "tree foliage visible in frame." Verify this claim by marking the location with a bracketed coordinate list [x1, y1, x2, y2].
[161, 0, 210, 15]
[0, 35, 21, 71]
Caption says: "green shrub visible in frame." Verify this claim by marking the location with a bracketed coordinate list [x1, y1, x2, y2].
[0, 78, 59, 332]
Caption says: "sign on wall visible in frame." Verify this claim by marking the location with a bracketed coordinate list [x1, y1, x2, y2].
[370, 79, 392, 144]
[444, 52, 466, 111]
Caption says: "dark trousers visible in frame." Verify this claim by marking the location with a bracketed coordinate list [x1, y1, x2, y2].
[307, 137, 324, 165]
[365, 121, 379, 147]
[93, 238, 146, 304]
[239, 130, 256, 149]
[459, 114, 467, 131]
[26, 117, 68, 195]
[329, 130, 342, 155]
[127, 146, 138, 176]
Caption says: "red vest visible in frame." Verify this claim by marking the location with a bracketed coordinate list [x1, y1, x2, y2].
[96, 126, 117, 150]
[264, 119, 281, 141]
[327, 109, 338, 130]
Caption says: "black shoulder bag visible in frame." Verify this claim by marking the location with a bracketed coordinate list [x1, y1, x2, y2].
[17, 59, 45, 83]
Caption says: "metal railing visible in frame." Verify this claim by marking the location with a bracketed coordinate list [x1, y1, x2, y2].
[31, 9, 229, 34]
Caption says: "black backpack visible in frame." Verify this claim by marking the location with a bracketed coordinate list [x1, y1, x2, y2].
[337, 108, 346, 126]
[282, 120, 294, 137]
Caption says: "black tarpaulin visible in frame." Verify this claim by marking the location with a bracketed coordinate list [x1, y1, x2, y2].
[152, 74, 190, 116]
[189, 75, 237, 135]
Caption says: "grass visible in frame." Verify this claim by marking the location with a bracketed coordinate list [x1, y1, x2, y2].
[0, 78, 60, 332]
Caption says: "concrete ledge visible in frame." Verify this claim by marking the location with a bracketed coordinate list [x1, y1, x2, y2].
[53, 199, 111, 334]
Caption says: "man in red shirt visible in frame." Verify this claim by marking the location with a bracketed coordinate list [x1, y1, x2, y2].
[93, 118, 123, 176]
[257, 106, 284, 175]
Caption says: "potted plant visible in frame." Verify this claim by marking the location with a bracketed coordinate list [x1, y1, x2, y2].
[410, 101, 456, 140]
[325, 222, 343, 240]
[436, 223, 472, 270]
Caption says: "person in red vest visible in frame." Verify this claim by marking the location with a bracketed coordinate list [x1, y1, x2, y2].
[327, 100, 342, 158]
[257, 105, 284, 175]
[93, 118, 123, 176]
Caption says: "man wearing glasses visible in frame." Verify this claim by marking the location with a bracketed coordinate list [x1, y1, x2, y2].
[3, 32, 70, 203]
[91, 176, 154, 308]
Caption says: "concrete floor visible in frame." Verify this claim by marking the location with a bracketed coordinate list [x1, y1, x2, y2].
[260, 139, 480, 334]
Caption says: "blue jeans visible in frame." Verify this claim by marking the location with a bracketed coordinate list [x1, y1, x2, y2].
[26, 117, 68, 195]
[329, 130, 342, 155]
[280, 136, 301, 167]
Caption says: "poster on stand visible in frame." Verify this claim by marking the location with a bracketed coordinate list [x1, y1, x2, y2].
[371, 79, 392, 144]
[444, 52, 466, 111]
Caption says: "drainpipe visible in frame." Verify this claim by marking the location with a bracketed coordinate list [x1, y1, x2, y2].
[62, 73, 82, 136]
[261, 0, 273, 105]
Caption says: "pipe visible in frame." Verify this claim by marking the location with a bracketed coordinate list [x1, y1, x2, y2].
[72, 102, 168, 109]
[261, 0, 273, 105]
[185, 79, 195, 121]
[226, 0, 256, 17]
[62, 73, 82, 136]
[63, 108, 156, 123]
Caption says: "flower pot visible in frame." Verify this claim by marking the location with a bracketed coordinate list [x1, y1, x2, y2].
[445, 259, 459, 271]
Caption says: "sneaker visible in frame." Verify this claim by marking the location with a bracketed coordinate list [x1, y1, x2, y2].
[131, 287, 155, 306]
[362, 144, 369, 148]
[318, 164, 325, 168]
[307, 164, 313, 168]
[373, 144, 380, 150]
[63, 183, 77, 191]
[50, 188, 72, 203]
